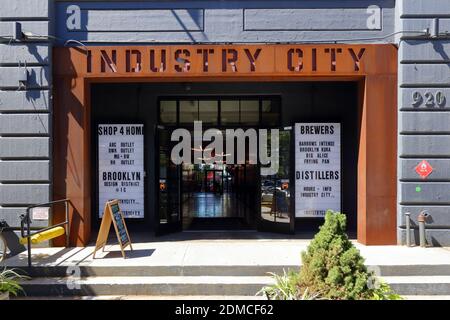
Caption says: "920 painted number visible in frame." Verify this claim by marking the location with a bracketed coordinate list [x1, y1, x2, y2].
[412, 91, 446, 108]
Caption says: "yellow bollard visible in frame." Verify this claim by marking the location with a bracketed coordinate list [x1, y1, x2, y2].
[19, 226, 65, 245]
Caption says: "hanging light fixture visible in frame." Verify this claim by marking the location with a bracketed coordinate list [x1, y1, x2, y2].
[192, 146, 212, 152]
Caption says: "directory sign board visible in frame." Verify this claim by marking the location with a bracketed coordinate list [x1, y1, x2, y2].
[98, 124, 144, 218]
[295, 123, 341, 217]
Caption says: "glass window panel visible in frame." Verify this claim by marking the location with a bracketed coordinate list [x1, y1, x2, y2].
[261, 174, 275, 222]
[221, 100, 240, 124]
[240, 100, 259, 125]
[261, 100, 281, 126]
[160, 100, 177, 124]
[158, 130, 169, 224]
[199, 100, 218, 125]
[180, 100, 199, 124]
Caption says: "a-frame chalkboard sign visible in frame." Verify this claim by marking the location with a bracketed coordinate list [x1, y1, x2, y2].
[93, 199, 133, 259]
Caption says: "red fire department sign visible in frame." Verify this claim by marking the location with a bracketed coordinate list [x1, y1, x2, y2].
[415, 160, 433, 179]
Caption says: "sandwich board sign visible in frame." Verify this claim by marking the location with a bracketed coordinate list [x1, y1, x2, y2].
[93, 199, 133, 259]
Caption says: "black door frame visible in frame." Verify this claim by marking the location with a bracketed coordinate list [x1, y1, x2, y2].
[155, 95, 297, 235]
[155, 125, 183, 235]
[256, 126, 295, 234]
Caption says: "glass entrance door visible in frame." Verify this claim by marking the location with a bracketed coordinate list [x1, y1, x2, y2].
[205, 169, 223, 194]
[258, 127, 295, 233]
[157, 96, 283, 233]
[156, 126, 182, 235]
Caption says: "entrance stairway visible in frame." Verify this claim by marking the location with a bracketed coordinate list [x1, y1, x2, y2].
[16, 263, 450, 299]
[19, 265, 280, 297]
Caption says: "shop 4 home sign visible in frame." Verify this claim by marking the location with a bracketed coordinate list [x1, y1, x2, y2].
[84, 45, 367, 75]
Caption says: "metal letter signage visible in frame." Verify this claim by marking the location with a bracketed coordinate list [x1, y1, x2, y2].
[295, 123, 341, 218]
[98, 124, 144, 218]
[78, 45, 368, 76]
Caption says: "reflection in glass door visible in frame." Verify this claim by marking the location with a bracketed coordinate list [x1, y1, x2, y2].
[258, 128, 294, 233]
[157, 96, 282, 233]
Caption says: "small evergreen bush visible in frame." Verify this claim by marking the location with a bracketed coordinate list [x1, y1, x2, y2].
[259, 210, 402, 300]
[298, 210, 374, 299]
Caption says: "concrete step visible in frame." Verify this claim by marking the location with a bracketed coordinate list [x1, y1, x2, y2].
[403, 295, 450, 300]
[19, 275, 450, 297]
[11, 263, 450, 278]
[10, 265, 300, 277]
[20, 276, 274, 297]
[14, 295, 450, 300]
[14, 295, 267, 300]
[383, 276, 450, 296]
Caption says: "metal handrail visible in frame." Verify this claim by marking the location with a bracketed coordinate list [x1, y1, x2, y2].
[21, 198, 71, 268]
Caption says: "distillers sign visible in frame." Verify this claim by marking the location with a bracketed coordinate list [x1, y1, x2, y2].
[98, 124, 144, 218]
[295, 123, 341, 218]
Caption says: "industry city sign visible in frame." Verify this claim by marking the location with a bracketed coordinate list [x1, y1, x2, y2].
[83, 45, 367, 76]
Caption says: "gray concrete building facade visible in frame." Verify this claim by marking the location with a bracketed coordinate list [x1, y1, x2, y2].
[1, 0, 449, 246]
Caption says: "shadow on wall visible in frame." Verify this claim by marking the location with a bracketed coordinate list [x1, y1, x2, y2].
[170, 9, 205, 43]
[432, 41, 450, 72]
[25, 44, 50, 110]
[55, 0, 395, 44]
[57, 3, 209, 45]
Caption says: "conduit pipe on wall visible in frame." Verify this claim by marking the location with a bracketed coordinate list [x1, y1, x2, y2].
[404, 212, 411, 247]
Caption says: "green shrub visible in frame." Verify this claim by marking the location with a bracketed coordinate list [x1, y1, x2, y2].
[259, 210, 402, 300]
[298, 210, 374, 299]
[371, 281, 403, 300]
[0, 268, 28, 296]
[257, 269, 321, 300]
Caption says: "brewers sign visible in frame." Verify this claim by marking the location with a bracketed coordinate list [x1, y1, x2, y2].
[98, 124, 144, 219]
[295, 123, 341, 218]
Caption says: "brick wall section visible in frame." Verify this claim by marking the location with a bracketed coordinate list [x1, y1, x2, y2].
[397, 0, 450, 246]
[0, 0, 51, 229]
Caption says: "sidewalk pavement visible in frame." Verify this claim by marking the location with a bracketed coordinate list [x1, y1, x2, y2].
[2, 234, 450, 268]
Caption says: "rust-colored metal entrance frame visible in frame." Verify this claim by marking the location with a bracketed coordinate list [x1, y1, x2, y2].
[53, 44, 397, 246]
